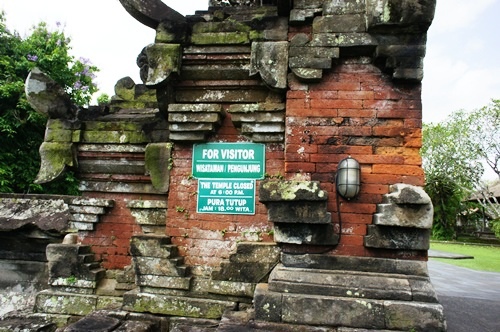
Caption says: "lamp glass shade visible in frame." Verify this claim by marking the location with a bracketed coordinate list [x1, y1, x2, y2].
[336, 156, 360, 199]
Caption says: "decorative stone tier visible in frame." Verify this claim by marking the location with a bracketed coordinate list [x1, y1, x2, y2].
[0, 195, 113, 233]
[127, 200, 168, 234]
[35, 243, 122, 317]
[124, 236, 281, 319]
[259, 180, 339, 246]
[254, 254, 446, 331]
[365, 184, 434, 251]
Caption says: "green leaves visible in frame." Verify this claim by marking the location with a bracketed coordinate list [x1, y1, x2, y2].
[0, 12, 100, 195]
[19, 21, 99, 106]
[422, 100, 500, 240]
[469, 100, 500, 178]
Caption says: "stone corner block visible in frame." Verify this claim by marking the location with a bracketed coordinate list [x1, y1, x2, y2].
[374, 183, 433, 229]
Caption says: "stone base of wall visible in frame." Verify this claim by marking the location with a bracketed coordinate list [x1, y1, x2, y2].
[254, 255, 446, 331]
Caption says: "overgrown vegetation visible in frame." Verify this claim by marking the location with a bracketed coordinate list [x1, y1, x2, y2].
[0, 12, 99, 195]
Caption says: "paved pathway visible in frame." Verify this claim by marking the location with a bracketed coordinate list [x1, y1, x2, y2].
[428, 260, 500, 331]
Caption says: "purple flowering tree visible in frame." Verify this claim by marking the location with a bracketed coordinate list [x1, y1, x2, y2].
[0, 13, 99, 194]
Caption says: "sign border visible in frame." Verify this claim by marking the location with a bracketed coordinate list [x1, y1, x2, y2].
[192, 142, 266, 180]
[196, 179, 256, 215]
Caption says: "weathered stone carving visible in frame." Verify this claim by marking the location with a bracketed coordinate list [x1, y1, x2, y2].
[144, 143, 172, 193]
[119, 0, 186, 29]
[365, 184, 434, 250]
[0, 195, 113, 234]
[25, 68, 81, 184]
[374, 183, 433, 229]
[228, 102, 285, 142]
[25, 67, 79, 120]
[167, 104, 225, 142]
[110, 77, 158, 113]
[35, 142, 77, 184]
[137, 44, 182, 87]
[366, 0, 436, 32]
[250, 41, 288, 90]
[128, 200, 167, 234]
[260, 180, 339, 245]
[288, 0, 436, 81]
[210, 242, 280, 298]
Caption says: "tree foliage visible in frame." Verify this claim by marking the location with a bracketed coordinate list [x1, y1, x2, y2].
[0, 13, 98, 194]
[469, 100, 500, 179]
[422, 101, 500, 240]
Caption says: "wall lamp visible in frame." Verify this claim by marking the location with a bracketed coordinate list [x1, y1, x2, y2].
[336, 156, 361, 200]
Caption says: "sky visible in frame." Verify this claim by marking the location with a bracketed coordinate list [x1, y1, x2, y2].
[0, 0, 499, 125]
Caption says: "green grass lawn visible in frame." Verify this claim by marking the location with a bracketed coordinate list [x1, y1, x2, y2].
[430, 242, 500, 272]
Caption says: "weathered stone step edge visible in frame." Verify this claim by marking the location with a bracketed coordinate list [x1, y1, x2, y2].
[34, 290, 123, 316]
[280, 254, 429, 277]
[129, 244, 180, 258]
[270, 280, 414, 302]
[78, 253, 98, 264]
[255, 286, 446, 331]
[122, 290, 237, 319]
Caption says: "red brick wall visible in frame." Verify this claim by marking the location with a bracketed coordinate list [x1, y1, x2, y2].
[166, 116, 284, 275]
[79, 192, 164, 269]
[286, 62, 425, 259]
[80, 61, 425, 270]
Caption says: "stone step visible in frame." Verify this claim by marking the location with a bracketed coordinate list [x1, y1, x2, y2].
[268, 265, 435, 302]
[34, 290, 122, 316]
[76, 245, 92, 255]
[254, 284, 446, 331]
[122, 290, 237, 319]
[130, 235, 181, 259]
[134, 257, 187, 277]
[84, 262, 102, 271]
[78, 253, 97, 264]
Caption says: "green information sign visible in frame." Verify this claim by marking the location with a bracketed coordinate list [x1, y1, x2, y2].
[197, 179, 256, 215]
[192, 142, 265, 179]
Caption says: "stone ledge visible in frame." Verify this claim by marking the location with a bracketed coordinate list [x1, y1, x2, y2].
[281, 254, 429, 277]
[254, 263, 445, 331]
[122, 290, 237, 319]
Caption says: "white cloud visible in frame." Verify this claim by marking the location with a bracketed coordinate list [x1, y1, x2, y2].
[430, 0, 497, 33]
[423, 0, 500, 124]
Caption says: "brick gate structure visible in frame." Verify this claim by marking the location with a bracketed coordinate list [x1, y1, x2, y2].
[24, 0, 446, 330]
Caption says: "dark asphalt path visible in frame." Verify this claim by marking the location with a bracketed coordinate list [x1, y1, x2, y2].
[428, 260, 500, 332]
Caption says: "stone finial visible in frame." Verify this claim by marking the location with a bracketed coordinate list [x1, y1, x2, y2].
[250, 41, 289, 90]
[25, 67, 78, 120]
[137, 44, 182, 87]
